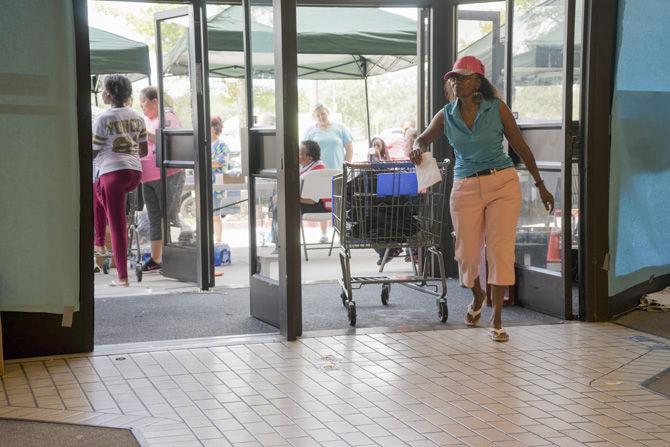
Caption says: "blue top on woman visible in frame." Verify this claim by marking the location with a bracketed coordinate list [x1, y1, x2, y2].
[443, 97, 514, 179]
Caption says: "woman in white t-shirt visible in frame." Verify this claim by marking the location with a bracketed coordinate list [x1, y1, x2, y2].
[92, 75, 147, 286]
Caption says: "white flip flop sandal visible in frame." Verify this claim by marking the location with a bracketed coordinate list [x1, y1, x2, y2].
[489, 327, 509, 342]
[464, 303, 483, 326]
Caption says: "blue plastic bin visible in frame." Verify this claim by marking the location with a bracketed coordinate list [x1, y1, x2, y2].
[376, 172, 418, 196]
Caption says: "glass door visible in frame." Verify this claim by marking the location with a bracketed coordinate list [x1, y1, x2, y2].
[508, 0, 579, 319]
[453, 0, 579, 319]
[154, 6, 214, 288]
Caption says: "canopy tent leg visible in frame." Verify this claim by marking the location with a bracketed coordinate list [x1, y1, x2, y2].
[364, 76, 371, 145]
[92, 75, 99, 107]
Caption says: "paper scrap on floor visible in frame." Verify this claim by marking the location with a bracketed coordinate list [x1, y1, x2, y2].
[639, 287, 670, 311]
[416, 152, 442, 190]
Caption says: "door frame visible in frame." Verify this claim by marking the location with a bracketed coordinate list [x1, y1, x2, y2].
[560, 0, 576, 320]
[581, 0, 617, 321]
[242, 0, 301, 338]
[273, 0, 302, 339]
[5, 0, 619, 360]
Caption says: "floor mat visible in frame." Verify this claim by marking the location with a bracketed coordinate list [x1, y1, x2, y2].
[614, 310, 670, 339]
[0, 419, 140, 447]
[95, 280, 561, 345]
[642, 367, 670, 398]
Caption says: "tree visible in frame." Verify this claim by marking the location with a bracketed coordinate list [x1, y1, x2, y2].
[91, 1, 189, 50]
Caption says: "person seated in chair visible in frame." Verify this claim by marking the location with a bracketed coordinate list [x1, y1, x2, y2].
[299, 139, 331, 217]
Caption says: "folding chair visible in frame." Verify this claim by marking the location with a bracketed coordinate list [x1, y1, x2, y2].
[299, 169, 339, 261]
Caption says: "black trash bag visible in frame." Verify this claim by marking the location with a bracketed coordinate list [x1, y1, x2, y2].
[343, 172, 421, 244]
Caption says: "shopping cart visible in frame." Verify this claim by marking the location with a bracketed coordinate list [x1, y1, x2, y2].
[332, 160, 451, 326]
[100, 184, 144, 282]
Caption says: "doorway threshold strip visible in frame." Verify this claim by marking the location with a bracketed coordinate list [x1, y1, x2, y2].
[301, 318, 568, 339]
[97, 319, 565, 355]
[93, 331, 284, 357]
[4, 332, 283, 365]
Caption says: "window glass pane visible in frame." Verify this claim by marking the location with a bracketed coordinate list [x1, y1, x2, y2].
[159, 16, 193, 128]
[515, 167, 562, 271]
[457, 2, 507, 97]
[250, 4, 276, 127]
[512, 0, 565, 123]
[168, 169, 195, 248]
[254, 177, 278, 280]
[158, 17, 195, 250]
[573, 0, 584, 119]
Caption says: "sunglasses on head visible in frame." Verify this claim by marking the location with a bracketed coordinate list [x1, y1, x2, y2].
[449, 73, 478, 82]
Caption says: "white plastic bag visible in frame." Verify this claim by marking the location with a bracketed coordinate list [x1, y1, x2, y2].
[415, 152, 442, 190]
[638, 287, 670, 312]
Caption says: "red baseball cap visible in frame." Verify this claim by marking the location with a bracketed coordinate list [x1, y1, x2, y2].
[443, 56, 486, 80]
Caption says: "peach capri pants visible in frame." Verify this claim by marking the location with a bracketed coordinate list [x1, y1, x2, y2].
[450, 167, 521, 288]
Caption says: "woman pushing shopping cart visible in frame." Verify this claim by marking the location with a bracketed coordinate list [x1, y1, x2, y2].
[331, 159, 450, 326]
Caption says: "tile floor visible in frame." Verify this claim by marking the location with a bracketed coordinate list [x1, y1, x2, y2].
[1, 323, 670, 446]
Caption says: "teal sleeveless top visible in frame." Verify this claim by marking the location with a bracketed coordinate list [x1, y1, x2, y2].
[443, 98, 514, 179]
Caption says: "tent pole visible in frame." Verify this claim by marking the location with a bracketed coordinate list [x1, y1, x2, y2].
[364, 76, 371, 145]
[93, 75, 99, 107]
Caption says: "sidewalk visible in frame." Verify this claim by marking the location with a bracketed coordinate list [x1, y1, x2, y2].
[2, 323, 669, 446]
[95, 224, 417, 296]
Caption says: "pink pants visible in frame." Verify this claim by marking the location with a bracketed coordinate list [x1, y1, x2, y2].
[450, 167, 521, 288]
[94, 169, 142, 280]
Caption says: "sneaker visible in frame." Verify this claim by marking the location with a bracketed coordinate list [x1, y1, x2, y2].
[142, 258, 161, 272]
[318, 235, 329, 244]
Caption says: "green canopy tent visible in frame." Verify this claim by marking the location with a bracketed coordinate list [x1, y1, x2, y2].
[89, 27, 151, 104]
[164, 6, 418, 140]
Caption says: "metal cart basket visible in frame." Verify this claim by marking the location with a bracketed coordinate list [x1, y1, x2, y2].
[332, 160, 451, 326]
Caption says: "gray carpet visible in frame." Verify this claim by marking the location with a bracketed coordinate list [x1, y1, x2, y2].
[95, 279, 561, 345]
[0, 419, 140, 447]
[614, 310, 670, 339]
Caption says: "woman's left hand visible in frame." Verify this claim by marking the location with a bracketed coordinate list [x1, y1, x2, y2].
[538, 184, 555, 213]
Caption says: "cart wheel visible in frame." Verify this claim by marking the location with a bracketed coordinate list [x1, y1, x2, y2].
[347, 302, 356, 327]
[340, 290, 348, 308]
[381, 284, 390, 305]
[135, 264, 143, 282]
[437, 299, 448, 323]
[102, 258, 110, 274]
